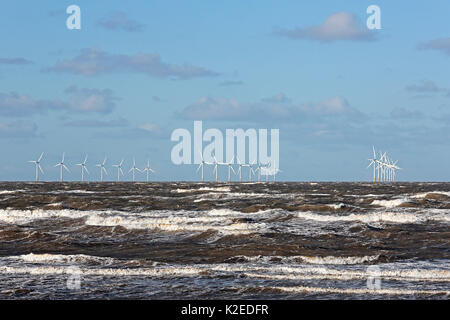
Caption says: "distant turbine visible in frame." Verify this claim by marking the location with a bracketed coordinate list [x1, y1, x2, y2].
[226, 157, 235, 182]
[128, 158, 141, 182]
[55, 153, 70, 182]
[142, 160, 155, 182]
[254, 162, 267, 182]
[112, 159, 124, 182]
[96, 157, 108, 182]
[76, 155, 89, 182]
[196, 152, 212, 182]
[28, 152, 44, 182]
[367, 146, 377, 183]
[236, 157, 245, 182]
[212, 156, 220, 182]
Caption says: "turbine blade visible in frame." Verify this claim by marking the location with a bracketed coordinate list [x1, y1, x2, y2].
[196, 163, 203, 173]
[38, 165, 44, 174]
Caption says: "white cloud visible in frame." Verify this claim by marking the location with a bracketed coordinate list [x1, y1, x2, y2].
[178, 95, 362, 122]
[277, 12, 375, 43]
[0, 87, 118, 117]
[45, 48, 219, 79]
[0, 120, 38, 138]
[98, 12, 144, 32]
[418, 38, 450, 56]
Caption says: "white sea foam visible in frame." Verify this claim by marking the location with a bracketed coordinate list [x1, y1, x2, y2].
[412, 191, 450, 199]
[231, 255, 380, 265]
[14, 253, 115, 265]
[253, 285, 449, 296]
[0, 190, 16, 195]
[85, 212, 264, 235]
[1, 257, 448, 284]
[0, 209, 89, 224]
[295, 209, 450, 224]
[370, 198, 410, 208]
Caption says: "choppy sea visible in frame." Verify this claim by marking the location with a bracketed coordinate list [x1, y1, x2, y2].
[0, 182, 449, 299]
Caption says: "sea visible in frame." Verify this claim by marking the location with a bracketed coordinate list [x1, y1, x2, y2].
[0, 182, 448, 299]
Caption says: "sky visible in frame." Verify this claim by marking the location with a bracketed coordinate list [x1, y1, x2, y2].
[0, 0, 449, 182]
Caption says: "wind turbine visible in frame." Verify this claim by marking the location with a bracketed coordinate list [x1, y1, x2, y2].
[112, 159, 124, 182]
[142, 160, 155, 182]
[128, 158, 141, 182]
[28, 152, 44, 182]
[212, 156, 220, 182]
[226, 157, 235, 182]
[254, 162, 268, 182]
[196, 152, 211, 182]
[76, 155, 89, 182]
[367, 146, 378, 183]
[96, 157, 107, 182]
[236, 157, 245, 182]
[55, 153, 70, 182]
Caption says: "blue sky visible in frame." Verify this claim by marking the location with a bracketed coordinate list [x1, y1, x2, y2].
[0, 0, 449, 181]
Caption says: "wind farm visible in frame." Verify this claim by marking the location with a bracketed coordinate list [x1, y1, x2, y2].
[24, 147, 405, 183]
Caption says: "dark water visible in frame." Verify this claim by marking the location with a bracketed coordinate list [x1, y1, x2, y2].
[0, 182, 449, 299]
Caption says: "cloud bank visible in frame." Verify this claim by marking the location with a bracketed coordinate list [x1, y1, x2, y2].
[277, 12, 374, 43]
[45, 48, 219, 79]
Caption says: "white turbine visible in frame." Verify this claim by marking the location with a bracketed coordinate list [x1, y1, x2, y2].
[55, 153, 70, 182]
[76, 155, 89, 182]
[236, 157, 246, 182]
[226, 157, 235, 182]
[128, 158, 141, 182]
[196, 152, 212, 182]
[112, 159, 124, 182]
[28, 152, 44, 182]
[142, 160, 155, 182]
[96, 157, 108, 182]
[367, 146, 378, 183]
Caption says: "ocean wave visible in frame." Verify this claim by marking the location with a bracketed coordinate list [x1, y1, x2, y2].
[13, 253, 115, 265]
[229, 255, 381, 265]
[295, 210, 450, 224]
[239, 285, 449, 296]
[370, 198, 410, 208]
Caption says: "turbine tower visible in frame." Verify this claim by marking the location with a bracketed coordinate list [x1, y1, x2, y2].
[367, 146, 378, 183]
[196, 152, 211, 182]
[96, 157, 107, 182]
[226, 157, 235, 182]
[236, 157, 245, 182]
[76, 155, 89, 182]
[28, 152, 44, 182]
[55, 153, 70, 182]
[128, 158, 140, 182]
[112, 159, 124, 182]
[142, 160, 155, 182]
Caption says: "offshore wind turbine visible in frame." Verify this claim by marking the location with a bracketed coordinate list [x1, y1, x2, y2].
[142, 160, 155, 182]
[226, 157, 235, 182]
[112, 159, 124, 182]
[236, 157, 245, 182]
[128, 158, 141, 182]
[367, 146, 378, 183]
[196, 152, 211, 182]
[76, 155, 89, 182]
[254, 162, 268, 182]
[55, 153, 70, 182]
[28, 152, 44, 182]
[212, 156, 221, 182]
[96, 157, 107, 182]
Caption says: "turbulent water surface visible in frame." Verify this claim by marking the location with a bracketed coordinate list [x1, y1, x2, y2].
[0, 182, 449, 299]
